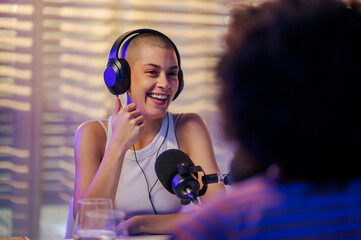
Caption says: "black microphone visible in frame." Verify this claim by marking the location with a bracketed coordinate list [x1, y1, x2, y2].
[155, 149, 201, 205]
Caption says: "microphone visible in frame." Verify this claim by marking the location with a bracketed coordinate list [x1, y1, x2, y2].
[155, 149, 201, 205]
[155, 149, 231, 205]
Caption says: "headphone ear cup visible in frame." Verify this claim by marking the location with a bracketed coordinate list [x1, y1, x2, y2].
[173, 69, 184, 101]
[104, 58, 131, 95]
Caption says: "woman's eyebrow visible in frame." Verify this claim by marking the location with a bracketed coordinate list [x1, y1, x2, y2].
[143, 63, 161, 68]
[169, 66, 179, 70]
[143, 63, 179, 70]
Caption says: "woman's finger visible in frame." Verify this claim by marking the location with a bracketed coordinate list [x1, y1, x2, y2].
[112, 96, 121, 119]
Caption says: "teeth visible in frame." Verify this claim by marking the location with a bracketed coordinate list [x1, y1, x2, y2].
[149, 93, 167, 100]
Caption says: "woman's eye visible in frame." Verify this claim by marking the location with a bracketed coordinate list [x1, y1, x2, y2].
[146, 70, 158, 76]
[169, 72, 178, 77]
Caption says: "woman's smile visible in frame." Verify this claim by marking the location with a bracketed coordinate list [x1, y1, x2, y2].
[147, 92, 169, 105]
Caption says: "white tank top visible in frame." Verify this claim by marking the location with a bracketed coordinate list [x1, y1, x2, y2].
[102, 112, 183, 217]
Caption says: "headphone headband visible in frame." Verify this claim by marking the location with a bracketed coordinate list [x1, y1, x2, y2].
[104, 29, 184, 100]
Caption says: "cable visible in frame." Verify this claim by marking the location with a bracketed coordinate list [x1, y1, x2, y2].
[133, 113, 170, 215]
[133, 146, 158, 214]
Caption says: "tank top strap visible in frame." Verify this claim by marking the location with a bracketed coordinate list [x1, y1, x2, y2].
[96, 119, 108, 135]
[174, 113, 183, 126]
[103, 116, 113, 151]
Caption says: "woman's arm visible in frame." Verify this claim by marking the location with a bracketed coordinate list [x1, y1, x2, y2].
[73, 97, 144, 219]
[124, 213, 187, 235]
[72, 120, 124, 219]
[175, 113, 226, 198]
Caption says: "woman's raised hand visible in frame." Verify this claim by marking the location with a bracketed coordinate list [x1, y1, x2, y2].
[110, 97, 144, 151]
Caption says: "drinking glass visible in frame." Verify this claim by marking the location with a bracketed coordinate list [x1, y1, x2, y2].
[73, 198, 116, 240]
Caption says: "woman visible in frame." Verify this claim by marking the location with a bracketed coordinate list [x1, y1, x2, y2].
[73, 30, 224, 235]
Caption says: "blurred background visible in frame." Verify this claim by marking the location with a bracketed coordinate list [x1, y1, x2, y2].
[0, 0, 254, 239]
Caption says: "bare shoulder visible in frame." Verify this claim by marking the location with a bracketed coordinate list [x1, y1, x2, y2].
[174, 113, 210, 150]
[75, 119, 108, 160]
[76, 119, 108, 138]
[174, 112, 207, 133]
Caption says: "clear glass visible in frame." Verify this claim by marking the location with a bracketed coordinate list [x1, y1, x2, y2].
[73, 198, 116, 240]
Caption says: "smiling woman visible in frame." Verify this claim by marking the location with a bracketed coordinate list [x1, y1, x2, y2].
[0, 0, 235, 238]
[72, 29, 225, 236]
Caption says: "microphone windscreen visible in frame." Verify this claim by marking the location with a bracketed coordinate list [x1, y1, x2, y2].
[155, 149, 195, 194]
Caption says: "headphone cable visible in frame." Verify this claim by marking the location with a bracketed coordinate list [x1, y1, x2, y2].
[133, 113, 170, 215]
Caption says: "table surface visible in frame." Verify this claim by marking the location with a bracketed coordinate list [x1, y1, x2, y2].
[65, 235, 169, 240]
[120, 235, 169, 240]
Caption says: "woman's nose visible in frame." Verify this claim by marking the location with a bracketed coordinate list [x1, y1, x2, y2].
[157, 73, 171, 90]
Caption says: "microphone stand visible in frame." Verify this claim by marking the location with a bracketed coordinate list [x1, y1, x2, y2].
[172, 163, 231, 205]
[172, 163, 207, 205]
[202, 172, 232, 186]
